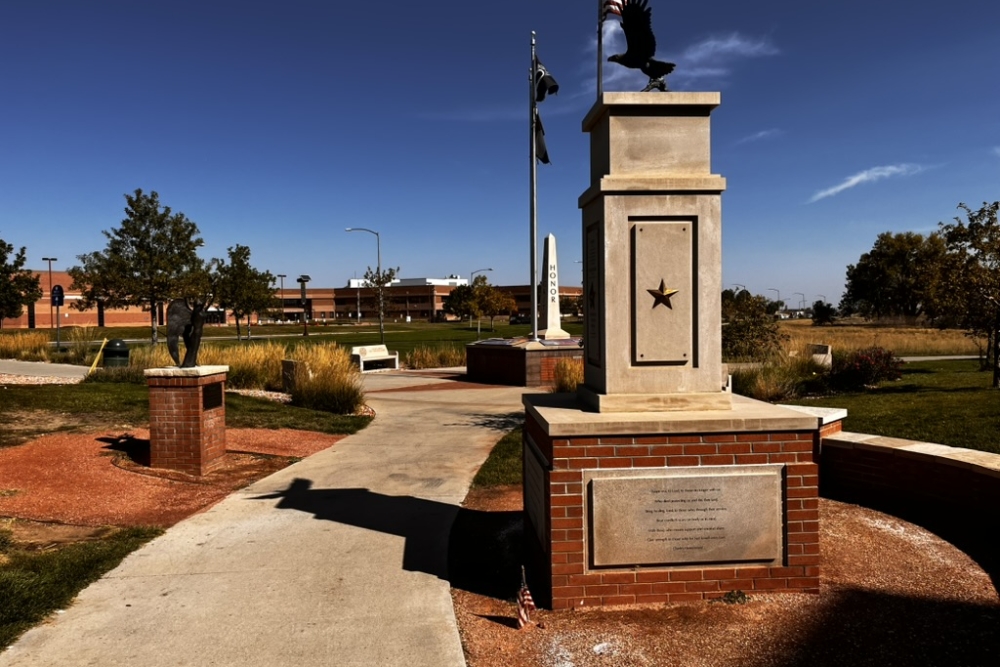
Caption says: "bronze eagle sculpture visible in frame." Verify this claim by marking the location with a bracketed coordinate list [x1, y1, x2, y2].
[607, 0, 675, 92]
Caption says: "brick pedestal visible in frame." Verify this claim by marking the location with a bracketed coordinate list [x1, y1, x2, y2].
[522, 394, 844, 609]
[145, 366, 229, 476]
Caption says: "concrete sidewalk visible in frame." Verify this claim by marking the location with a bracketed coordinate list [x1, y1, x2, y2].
[1, 369, 529, 667]
[0, 359, 89, 379]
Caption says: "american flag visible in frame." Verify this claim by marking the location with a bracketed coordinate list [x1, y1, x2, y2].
[517, 568, 536, 629]
[602, 0, 623, 20]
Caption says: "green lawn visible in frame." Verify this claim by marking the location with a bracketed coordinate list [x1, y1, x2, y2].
[0, 527, 163, 650]
[784, 359, 1000, 454]
[0, 384, 370, 448]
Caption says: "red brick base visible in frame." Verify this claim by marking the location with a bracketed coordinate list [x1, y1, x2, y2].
[147, 370, 227, 476]
[524, 415, 834, 609]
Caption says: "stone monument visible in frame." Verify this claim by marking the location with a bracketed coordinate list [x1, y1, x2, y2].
[521, 93, 844, 610]
[538, 233, 570, 340]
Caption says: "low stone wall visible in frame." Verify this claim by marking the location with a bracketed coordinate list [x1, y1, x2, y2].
[466, 343, 583, 388]
[821, 432, 1000, 527]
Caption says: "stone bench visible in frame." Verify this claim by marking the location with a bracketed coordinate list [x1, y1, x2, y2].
[350, 345, 399, 372]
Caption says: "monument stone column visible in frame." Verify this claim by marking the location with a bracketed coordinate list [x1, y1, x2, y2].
[578, 93, 728, 412]
[521, 93, 844, 610]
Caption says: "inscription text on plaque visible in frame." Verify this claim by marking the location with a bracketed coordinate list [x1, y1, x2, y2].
[586, 466, 783, 567]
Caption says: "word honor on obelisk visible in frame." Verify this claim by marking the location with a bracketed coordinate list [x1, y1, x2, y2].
[539, 233, 570, 340]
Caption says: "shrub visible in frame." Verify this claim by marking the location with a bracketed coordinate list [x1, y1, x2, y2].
[287, 344, 365, 414]
[730, 354, 828, 402]
[404, 344, 466, 369]
[197, 342, 285, 390]
[62, 327, 99, 365]
[0, 333, 49, 362]
[551, 358, 584, 393]
[829, 346, 903, 390]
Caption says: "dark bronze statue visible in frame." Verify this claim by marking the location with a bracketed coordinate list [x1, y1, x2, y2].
[607, 0, 675, 92]
[167, 299, 208, 368]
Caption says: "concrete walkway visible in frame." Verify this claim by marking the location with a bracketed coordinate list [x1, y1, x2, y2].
[1, 369, 529, 667]
[0, 359, 89, 379]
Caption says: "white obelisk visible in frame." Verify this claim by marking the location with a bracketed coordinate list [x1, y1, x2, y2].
[538, 233, 570, 340]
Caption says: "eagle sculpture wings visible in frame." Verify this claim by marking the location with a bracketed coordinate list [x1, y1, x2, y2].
[607, 0, 675, 92]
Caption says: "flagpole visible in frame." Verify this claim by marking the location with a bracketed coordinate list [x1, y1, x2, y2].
[529, 31, 539, 342]
[597, 0, 604, 98]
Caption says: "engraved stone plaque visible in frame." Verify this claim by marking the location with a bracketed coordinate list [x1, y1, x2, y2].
[586, 466, 782, 567]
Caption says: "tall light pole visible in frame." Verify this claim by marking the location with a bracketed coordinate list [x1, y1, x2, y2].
[793, 292, 805, 310]
[41, 257, 57, 329]
[816, 294, 827, 304]
[297, 275, 311, 336]
[277, 274, 286, 322]
[470, 267, 493, 339]
[346, 227, 384, 345]
[768, 288, 782, 314]
[732, 283, 746, 292]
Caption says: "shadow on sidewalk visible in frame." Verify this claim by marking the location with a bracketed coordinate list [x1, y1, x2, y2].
[253, 478, 457, 579]
[252, 478, 524, 598]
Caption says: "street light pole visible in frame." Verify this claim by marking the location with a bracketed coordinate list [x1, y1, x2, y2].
[793, 292, 805, 310]
[732, 283, 746, 292]
[41, 257, 57, 329]
[346, 227, 384, 345]
[767, 288, 782, 315]
[276, 274, 286, 322]
[297, 275, 311, 336]
[470, 267, 493, 340]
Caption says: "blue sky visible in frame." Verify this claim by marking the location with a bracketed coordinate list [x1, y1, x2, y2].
[2, 0, 998, 308]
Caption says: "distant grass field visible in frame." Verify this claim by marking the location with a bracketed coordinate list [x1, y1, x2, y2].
[784, 359, 1000, 454]
[779, 319, 982, 357]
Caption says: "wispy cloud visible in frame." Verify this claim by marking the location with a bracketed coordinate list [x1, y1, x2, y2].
[993, 146, 1000, 157]
[582, 26, 779, 95]
[809, 164, 926, 203]
[735, 128, 782, 145]
[672, 34, 779, 84]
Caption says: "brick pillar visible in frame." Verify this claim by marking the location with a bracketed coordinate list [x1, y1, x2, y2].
[146, 366, 229, 476]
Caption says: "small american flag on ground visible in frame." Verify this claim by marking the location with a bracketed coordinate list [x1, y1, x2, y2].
[602, 0, 623, 20]
[517, 567, 536, 629]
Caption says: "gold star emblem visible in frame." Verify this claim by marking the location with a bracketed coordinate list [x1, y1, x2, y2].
[647, 280, 679, 309]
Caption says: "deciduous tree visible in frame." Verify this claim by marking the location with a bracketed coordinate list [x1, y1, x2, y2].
[215, 245, 274, 340]
[841, 231, 947, 322]
[721, 288, 787, 360]
[480, 283, 516, 331]
[0, 239, 42, 327]
[939, 201, 1000, 387]
[362, 265, 398, 345]
[68, 189, 208, 344]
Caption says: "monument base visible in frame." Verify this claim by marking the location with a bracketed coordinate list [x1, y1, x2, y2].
[145, 366, 229, 476]
[522, 392, 845, 609]
[538, 327, 571, 341]
[465, 338, 582, 387]
[578, 385, 732, 413]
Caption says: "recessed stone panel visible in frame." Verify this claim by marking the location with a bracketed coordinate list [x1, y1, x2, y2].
[586, 465, 782, 567]
[631, 220, 695, 365]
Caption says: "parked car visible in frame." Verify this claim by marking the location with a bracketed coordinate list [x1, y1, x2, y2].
[510, 314, 531, 324]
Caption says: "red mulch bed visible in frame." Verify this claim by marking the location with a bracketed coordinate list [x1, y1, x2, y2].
[0, 428, 341, 528]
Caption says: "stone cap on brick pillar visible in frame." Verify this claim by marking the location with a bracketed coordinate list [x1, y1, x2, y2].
[144, 365, 230, 378]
